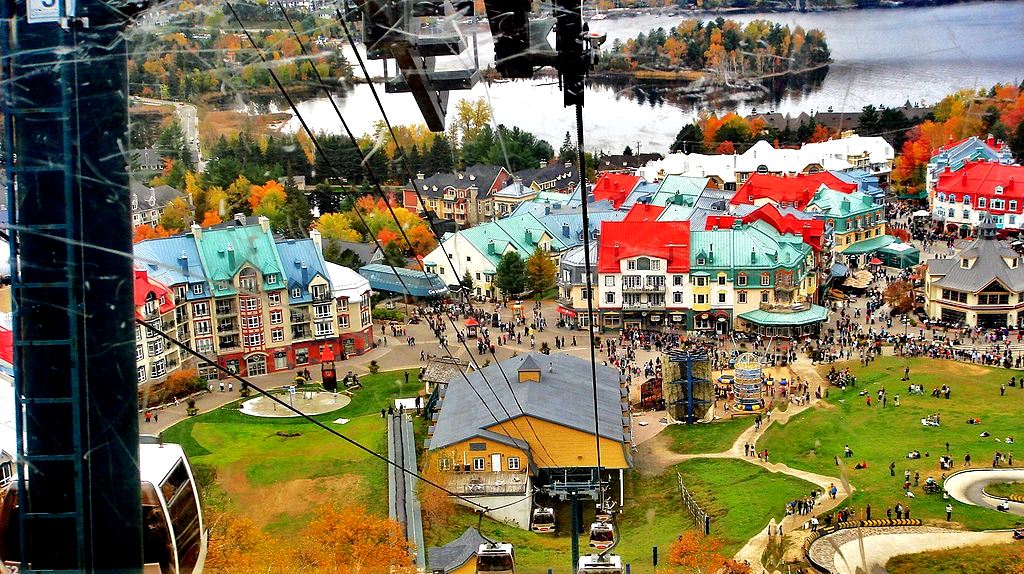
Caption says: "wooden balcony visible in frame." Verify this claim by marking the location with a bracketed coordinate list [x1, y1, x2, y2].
[446, 471, 529, 496]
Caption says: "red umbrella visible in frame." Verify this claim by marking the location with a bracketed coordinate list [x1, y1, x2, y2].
[869, 257, 883, 266]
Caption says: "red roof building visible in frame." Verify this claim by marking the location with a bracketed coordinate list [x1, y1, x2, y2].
[704, 204, 825, 251]
[592, 173, 642, 209]
[598, 220, 691, 273]
[731, 172, 855, 209]
[133, 268, 174, 320]
[935, 160, 1024, 228]
[622, 203, 665, 222]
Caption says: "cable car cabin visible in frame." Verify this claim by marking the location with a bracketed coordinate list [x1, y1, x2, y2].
[530, 507, 555, 533]
[588, 522, 615, 550]
[595, 500, 617, 523]
[0, 440, 207, 574]
[476, 542, 515, 574]
[578, 554, 623, 574]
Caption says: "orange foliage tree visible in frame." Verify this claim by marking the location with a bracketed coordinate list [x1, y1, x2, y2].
[200, 210, 223, 227]
[666, 531, 730, 574]
[133, 224, 172, 243]
[293, 505, 416, 573]
[715, 141, 736, 154]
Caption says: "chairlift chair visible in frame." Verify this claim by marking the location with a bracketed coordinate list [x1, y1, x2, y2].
[530, 507, 555, 533]
[476, 542, 515, 574]
[595, 499, 617, 522]
[577, 553, 623, 574]
[588, 522, 615, 550]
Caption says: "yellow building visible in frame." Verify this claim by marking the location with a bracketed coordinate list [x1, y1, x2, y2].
[426, 353, 632, 528]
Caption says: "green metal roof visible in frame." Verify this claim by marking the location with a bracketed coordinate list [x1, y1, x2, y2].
[840, 234, 898, 255]
[650, 175, 711, 207]
[739, 304, 828, 326]
[806, 189, 876, 217]
[689, 219, 811, 271]
[460, 212, 568, 268]
[193, 225, 285, 296]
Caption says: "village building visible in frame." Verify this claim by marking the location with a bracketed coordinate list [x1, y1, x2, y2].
[402, 166, 512, 227]
[925, 217, 1024, 328]
[932, 160, 1024, 232]
[425, 353, 632, 529]
[925, 135, 1014, 201]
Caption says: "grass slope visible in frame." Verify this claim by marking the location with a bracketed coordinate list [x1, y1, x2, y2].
[674, 459, 815, 553]
[163, 368, 421, 535]
[987, 482, 1024, 499]
[886, 541, 1022, 574]
[662, 416, 751, 454]
[759, 357, 1024, 530]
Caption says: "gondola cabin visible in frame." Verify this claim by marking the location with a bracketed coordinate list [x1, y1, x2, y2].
[0, 438, 207, 574]
[476, 542, 515, 573]
[530, 507, 555, 533]
[577, 554, 623, 574]
[321, 346, 337, 392]
[588, 522, 614, 550]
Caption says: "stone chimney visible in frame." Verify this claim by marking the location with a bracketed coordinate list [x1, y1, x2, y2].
[191, 222, 203, 240]
[258, 215, 271, 233]
[226, 242, 236, 267]
[539, 160, 547, 169]
[416, 172, 424, 180]
[309, 228, 323, 254]
[234, 212, 246, 225]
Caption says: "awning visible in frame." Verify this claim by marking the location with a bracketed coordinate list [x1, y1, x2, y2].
[558, 306, 577, 317]
[869, 257, 883, 266]
[358, 264, 448, 297]
[913, 210, 931, 217]
[739, 304, 828, 327]
[465, 317, 479, 326]
[841, 234, 898, 255]
[829, 263, 849, 277]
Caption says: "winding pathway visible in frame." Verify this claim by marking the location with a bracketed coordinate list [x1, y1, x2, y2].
[816, 527, 1010, 574]
[943, 467, 1024, 515]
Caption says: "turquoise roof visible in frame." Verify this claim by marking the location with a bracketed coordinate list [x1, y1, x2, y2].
[689, 219, 811, 272]
[460, 213, 570, 267]
[194, 225, 286, 296]
[739, 304, 828, 326]
[806, 189, 877, 218]
[134, 235, 210, 300]
[275, 238, 330, 304]
[650, 175, 711, 207]
[840, 234, 899, 255]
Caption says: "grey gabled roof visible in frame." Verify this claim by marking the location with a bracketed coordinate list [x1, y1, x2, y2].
[930, 235, 1024, 292]
[406, 165, 506, 199]
[429, 353, 625, 451]
[428, 528, 488, 573]
[325, 239, 380, 266]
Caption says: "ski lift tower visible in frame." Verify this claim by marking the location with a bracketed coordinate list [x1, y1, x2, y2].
[664, 349, 713, 424]
[1, 0, 148, 569]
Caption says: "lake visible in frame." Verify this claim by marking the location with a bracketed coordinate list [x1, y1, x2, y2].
[284, 0, 1024, 153]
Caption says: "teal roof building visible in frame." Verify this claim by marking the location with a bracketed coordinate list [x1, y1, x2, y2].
[191, 220, 286, 297]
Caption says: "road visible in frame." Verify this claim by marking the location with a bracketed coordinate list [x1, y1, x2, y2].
[131, 96, 205, 172]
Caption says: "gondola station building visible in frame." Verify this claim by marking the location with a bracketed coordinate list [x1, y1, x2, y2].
[425, 353, 632, 529]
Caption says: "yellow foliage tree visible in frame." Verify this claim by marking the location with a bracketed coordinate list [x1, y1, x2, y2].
[316, 212, 362, 242]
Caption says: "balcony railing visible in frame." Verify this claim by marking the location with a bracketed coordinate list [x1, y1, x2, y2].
[446, 471, 529, 496]
[312, 291, 332, 303]
[622, 301, 665, 310]
[216, 304, 234, 316]
[622, 283, 666, 293]
[292, 328, 312, 340]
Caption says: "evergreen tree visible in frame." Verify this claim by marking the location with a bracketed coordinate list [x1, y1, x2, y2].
[310, 182, 341, 214]
[670, 123, 704, 153]
[622, 145, 634, 156]
[424, 136, 455, 175]
[281, 177, 312, 239]
[858, 105, 880, 134]
[382, 242, 407, 268]
[559, 131, 576, 161]
[1011, 123, 1024, 164]
[494, 251, 526, 296]
[461, 126, 494, 167]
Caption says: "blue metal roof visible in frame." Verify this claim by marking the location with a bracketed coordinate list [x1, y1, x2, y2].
[359, 264, 448, 297]
[275, 238, 330, 304]
[133, 235, 210, 300]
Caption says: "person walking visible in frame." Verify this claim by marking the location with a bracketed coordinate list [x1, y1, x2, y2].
[866, 503, 871, 520]
[946, 503, 953, 521]
[889, 461, 896, 477]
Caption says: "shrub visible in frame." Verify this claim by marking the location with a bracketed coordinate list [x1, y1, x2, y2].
[372, 308, 405, 322]
[165, 369, 202, 399]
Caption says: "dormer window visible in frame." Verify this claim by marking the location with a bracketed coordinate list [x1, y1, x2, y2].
[265, 273, 278, 285]
[291, 287, 302, 299]
[937, 193, 946, 203]
[963, 195, 971, 205]
[696, 256, 706, 266]
[961, 258, 970, 269]
[995, 186, 1004, 195]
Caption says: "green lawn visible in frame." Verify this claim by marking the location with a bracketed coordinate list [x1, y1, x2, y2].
[661, 416, 751, 454]
[886, 542, 1021, 574]
[674, 459, 815, 554]
[759, 357, 1024, 531]
[163, 368, 421, 535]
[986, 481, 1024, 499]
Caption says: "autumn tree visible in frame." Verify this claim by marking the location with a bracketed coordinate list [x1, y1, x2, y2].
[133, 224, 172, 243]
[420, 453, 456, 531]
[525, 249, 558, 295]
[316, 212, 362, 242]
[293, 505, 415, 574]
[224, 175, 253, 216]
[883, 279, 916, 317]
[159, 196, 193, 232]
[204, 515, 284, 574]
[666, 531, 729, 574]
[200, 210, 223, 227]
